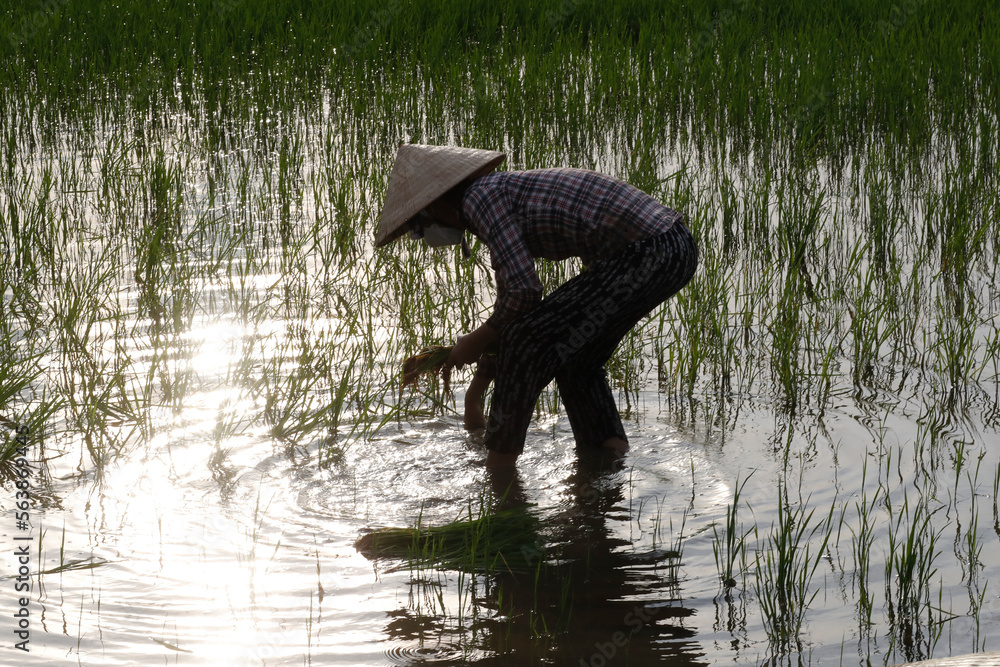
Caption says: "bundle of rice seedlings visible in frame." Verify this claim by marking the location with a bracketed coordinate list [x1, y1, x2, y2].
[400, 345, 453, 398]
[399, 346, 497, 408]
[355, 503, 545, 575]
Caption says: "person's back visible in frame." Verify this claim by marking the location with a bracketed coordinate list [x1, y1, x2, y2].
[463, 168, 684, 266]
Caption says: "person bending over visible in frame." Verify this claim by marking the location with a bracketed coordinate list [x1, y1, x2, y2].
[376, 144, 698, 467]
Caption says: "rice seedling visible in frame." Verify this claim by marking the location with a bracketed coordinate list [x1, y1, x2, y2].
[959, 459, 989, 652]
[713, 472, 753, 591]
[994, 458, 1000, 540]
[400, 345, 454, 400]
[850, 468, 881, 632]
[0, 345, 58, 474]
[38, 556, 112, 576]
[884, 493, 945, 664]
[256, 333, 332, 443]
[753, 480, 835, 658]
[527, 554, 575, 638]
[355, 499, 544, 576]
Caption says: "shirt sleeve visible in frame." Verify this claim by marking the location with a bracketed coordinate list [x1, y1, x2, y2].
[463, 185, 543, 331]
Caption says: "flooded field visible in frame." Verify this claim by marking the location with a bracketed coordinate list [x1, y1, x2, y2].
[2, 2, 999, 665]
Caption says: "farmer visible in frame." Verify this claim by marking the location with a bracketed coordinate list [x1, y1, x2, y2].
[376, 144, 698, 467]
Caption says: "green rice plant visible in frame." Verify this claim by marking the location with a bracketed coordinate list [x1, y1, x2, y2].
[526, 553, 575, 638]
[224, 247, 273, 328]
[147, 333, 199, 412]
[765, 177, 826, 412]
[39, 556, 112, 576]
[753, 480, 835, 658]
[960, 459, 988, 652]
[317, 348, 366, 466]
[884, 493, 945, 664]
[661, 258, 711, 401]
[993, 458, 1000, 540]
[0, 406, 31, 476]
[768, 271, 806, 413]
[255, 330, 341, 443]
[655, 502, 688, 607]
[666, 213, 738, 403]
[861, 157, 905, 278]
[936, 157, 993, 284]
[212, 394, 252, 445]
[850, 464, 882, 631]
[604, 327, 645, 415]
[36, 521, 113, 581]
[355, 500, 544, 576]
[846, 256, 901, 390]
[713, 473, 753, 591]
[43, 241, 152, 463]
[0, 341, 59, 474]
[931, 287, 982, 410]
[132, 148, 190, 327]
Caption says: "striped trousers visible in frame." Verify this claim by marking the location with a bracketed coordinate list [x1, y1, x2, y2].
[484, 221, 699, 455]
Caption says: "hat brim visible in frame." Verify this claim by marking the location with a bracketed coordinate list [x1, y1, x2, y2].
[375, 144, 506, 248]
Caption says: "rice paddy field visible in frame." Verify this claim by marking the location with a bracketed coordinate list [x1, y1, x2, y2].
[1, 1, 998, 665]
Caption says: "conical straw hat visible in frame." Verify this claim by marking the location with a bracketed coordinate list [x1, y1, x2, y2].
[375, 144, 506, 247]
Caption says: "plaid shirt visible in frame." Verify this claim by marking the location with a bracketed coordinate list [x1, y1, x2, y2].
[461, 168, 684, 330]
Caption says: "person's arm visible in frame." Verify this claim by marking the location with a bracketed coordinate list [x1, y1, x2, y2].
[462, 182, 543, 333]
[453, 326, 498, 431]
[463, 356, 496, 431]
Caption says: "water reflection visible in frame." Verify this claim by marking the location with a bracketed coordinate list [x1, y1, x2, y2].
[375, 451, 708, 666]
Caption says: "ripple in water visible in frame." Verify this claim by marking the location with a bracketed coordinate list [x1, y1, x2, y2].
[384, 643, 466, 665]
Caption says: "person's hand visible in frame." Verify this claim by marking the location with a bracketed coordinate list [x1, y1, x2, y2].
[446, 324, 498, 370]
[447, 333, 483, 370]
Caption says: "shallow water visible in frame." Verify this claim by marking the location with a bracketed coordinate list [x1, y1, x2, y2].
[2, 66, 999, 665]
[7, 364, 999, 665]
